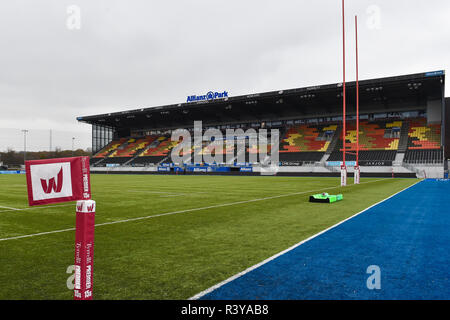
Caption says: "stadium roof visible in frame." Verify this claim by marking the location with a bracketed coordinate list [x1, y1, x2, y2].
[77, 70, 445, 130]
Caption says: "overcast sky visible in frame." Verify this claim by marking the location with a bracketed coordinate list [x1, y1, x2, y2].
[0, 0, 449, 152]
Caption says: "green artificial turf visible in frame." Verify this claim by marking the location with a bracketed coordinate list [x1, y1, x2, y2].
[0, 174, 418, 299]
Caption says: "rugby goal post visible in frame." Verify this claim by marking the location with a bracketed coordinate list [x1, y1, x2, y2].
[341, 0, 348, 186]
[353, 15, 360, 185]
[340, 1, 360, 186]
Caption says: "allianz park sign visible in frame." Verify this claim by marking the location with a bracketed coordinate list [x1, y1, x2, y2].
[187, 91, 228, 103]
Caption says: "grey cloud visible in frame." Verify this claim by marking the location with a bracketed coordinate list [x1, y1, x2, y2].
[0, 0, 449, 151]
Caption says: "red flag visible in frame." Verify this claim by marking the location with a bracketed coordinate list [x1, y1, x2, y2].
[25, 156, 91, 206]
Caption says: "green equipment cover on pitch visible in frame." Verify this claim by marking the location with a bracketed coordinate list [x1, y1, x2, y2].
[309, 193, 343, 203]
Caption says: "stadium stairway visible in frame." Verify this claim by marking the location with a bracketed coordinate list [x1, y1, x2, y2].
[90, 157, 106, 167]
[401, 162, 426, 178]
[127, 138, 165, 166]
[91, 156, 108, 167]
[317, 125, 341, 164]
[122, 139, 158, 166]
[91, 138, 130, 166]
[393, 152, 405, 166]
[318, 153, 331, 164]
[157, 156, 170, 165]
[324, 125, 341, 155]
[397, 120, 410, 153]
[234, 145, 247, 164]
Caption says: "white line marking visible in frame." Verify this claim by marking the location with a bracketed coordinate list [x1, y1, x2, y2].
[188, 179, 423, 300]
[127, 190, 185, 195]
[127, 190, 237, 196]
[0, 178, 389, 242]
[0, 203, 74, 213]
[0, 205, 21, 211]
[0, 227, 77, 241]
[127, 190, 190, 197]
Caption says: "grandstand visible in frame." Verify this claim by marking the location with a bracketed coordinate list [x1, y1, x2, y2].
[78, 71, 448, 178]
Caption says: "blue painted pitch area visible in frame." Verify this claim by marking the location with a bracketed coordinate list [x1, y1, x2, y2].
[201, 179, 450, 300]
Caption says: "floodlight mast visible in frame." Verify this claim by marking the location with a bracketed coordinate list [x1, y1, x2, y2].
[22, 129, 29, 164]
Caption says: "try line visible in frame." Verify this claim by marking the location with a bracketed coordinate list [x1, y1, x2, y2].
[0, 205, 21, 211]
[0, 203, 75, 213]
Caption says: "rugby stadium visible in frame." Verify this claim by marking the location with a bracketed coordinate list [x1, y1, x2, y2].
[78, 70, 448, 179]
[1, 0, 449, 306]
[1, 70, 449, 301]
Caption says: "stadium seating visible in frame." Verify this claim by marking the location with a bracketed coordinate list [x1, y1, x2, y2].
[327, 150, 397, 162]
[326, 120, 402, 165]
[130, 155, 167, 165]
[340, 120, 401, 151]
[195, 141, 234, 157]
[109, 136, 158, 158]
[404, 149, 443, 164]
[123, 135, 181, 165]
[406, 118, 441, 150]
[401, 118, 443, 164]
[89, 158, 100, 166]
[277, 124, 337, 164]
[279, 152, 325, 165]
[140, 136, 179, 157]
[100, 157, 131, 165]
[89, 118, 443, 167]
[91, 136, 159, 166]
[280, 124, 337, 153]
[93, 138, 128, 158]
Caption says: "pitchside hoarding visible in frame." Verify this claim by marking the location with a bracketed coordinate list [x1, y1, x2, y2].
[25, 156, 91, 206]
